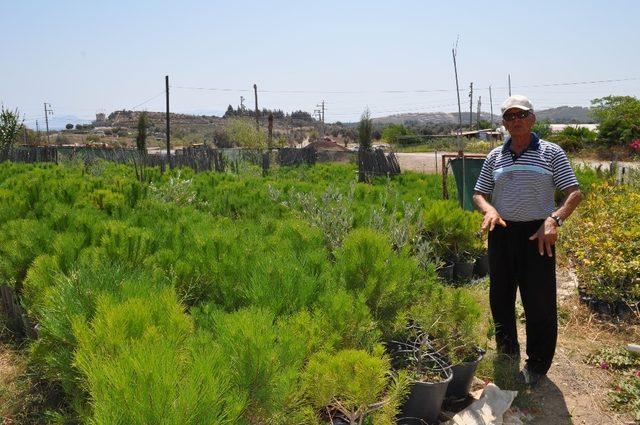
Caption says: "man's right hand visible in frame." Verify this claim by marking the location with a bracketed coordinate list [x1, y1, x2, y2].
[482, 208, 507, 232]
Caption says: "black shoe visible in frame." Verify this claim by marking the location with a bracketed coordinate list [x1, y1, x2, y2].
[517, 367, 545, 388]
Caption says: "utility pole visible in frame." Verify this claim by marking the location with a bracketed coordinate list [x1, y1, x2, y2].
[253, 84, 259, 130]
[165, 75, 171, 162]
[267, 113, 273, 149]
[489, 86, 495, 148]
[452, 46, 463, 153]
[316, 100, 325, 136]
[468, 83, 473, 128]
[44, 103, 53, 144]
[477, 96, 482, 129]
[489, 86, 494, 130]
[508, 74, 512, 97]
[452, 42, 466, 209]
[36, 120, 40, 143]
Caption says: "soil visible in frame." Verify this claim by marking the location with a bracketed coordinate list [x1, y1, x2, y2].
[0, 342, 27, 422]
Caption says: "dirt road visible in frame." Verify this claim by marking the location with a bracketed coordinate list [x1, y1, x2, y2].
[397, 152, 640, 175]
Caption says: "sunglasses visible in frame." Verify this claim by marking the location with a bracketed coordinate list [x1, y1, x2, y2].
[503, 110, 531, 122]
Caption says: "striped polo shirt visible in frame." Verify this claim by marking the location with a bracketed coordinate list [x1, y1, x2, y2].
[474, 133, 578, 222]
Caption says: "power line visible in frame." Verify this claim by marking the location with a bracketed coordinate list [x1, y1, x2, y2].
[130, 91, 165, 110]
[170, 76, 640, 96]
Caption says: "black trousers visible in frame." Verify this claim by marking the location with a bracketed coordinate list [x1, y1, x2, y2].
[488, 220, 557, 375]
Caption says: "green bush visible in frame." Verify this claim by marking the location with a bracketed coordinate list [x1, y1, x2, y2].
[30, 260, 170, 400]
[532, 120, 552, 139]
[549, 126, 597, 152]
[302, 347, 409, 425]
[193, 306, 310, 423]
[420, 200, 483, 261]
[591, 96, 640, 147]
[73, 289, 245, 424]
[0, 219, 53, 286]
[562, 182, 640, 301]
[334, 228, 430, 333]
[382, 123, 413, 144]
[313, 287, 381, 351]
[402, 284, 485, 364]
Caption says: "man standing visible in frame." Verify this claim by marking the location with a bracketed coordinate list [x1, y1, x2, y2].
[473, 95, 582, 387]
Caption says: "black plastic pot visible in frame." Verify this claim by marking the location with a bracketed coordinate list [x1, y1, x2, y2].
[436, 263, 454, 282]
[445, 350, 484, 399]
[401, 372, 453, 425]
[473, 254, 489, 278]
[453, 261, 474, 281]
[397, 417, 428, 424]
[595, 300, 612, 317]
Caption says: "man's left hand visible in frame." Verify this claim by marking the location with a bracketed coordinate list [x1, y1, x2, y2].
[529, 218, 558, 257]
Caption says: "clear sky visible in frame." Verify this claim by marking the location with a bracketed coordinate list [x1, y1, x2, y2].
[2, 0, 639, 125]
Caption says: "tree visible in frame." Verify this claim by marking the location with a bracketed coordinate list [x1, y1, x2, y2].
[65, 123, 74, 130]
[135, 112, 148, 154]
[381, 123, 412, 144]
[357, 108, 373, 151]
[590, 96, 640, 146]
[224, 105, 236, 118]
[290, 110, 313, 122]
[0, 106, 22, 159]
[225, 118, 266, 149]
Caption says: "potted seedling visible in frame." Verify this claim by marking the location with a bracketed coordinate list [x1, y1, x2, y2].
[414, 238, 452, 282]
[404, 287, 486, 401]
[388, 329, 453, 425]
[452, 250, 475, 281]
[439, 288, 486, 399]
[471, 234, 489, 278]
[303, 348, 409, 425]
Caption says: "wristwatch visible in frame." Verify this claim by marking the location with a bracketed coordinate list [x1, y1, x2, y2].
[550, 215, 563, 227]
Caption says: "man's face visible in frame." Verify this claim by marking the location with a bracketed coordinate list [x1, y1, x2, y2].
[503, 108, 536, 138]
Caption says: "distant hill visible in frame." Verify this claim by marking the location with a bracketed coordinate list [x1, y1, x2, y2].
[533, 106, 594, 123]
[28, 115, 93, 131]
[371, 112, 500, 126]
[370, 106, 595, 126]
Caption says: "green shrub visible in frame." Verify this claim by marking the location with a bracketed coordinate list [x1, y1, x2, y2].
[98, 221, 155, 266]
[22, 254, 61, 316]
[313, 287, 381, 351]
[226, 118, 267, 148]
[335, 228, 430, 333]
[73, 290, 245, 424]
[302, 347, 409, 425]
[562, 183, 640, 301]
[30, 260, 170, 400]
[382, 124, 413, 144]
[420, 200, 483, 261]
[404, 284, 484, 364]
[549, 126, 597, 152]
[0, 219, 53, 287]
[591, 96, 640, 147]
[193, 306, 309, 423]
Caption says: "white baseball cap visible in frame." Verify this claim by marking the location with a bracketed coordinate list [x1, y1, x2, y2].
[501, 95, 534, 115]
